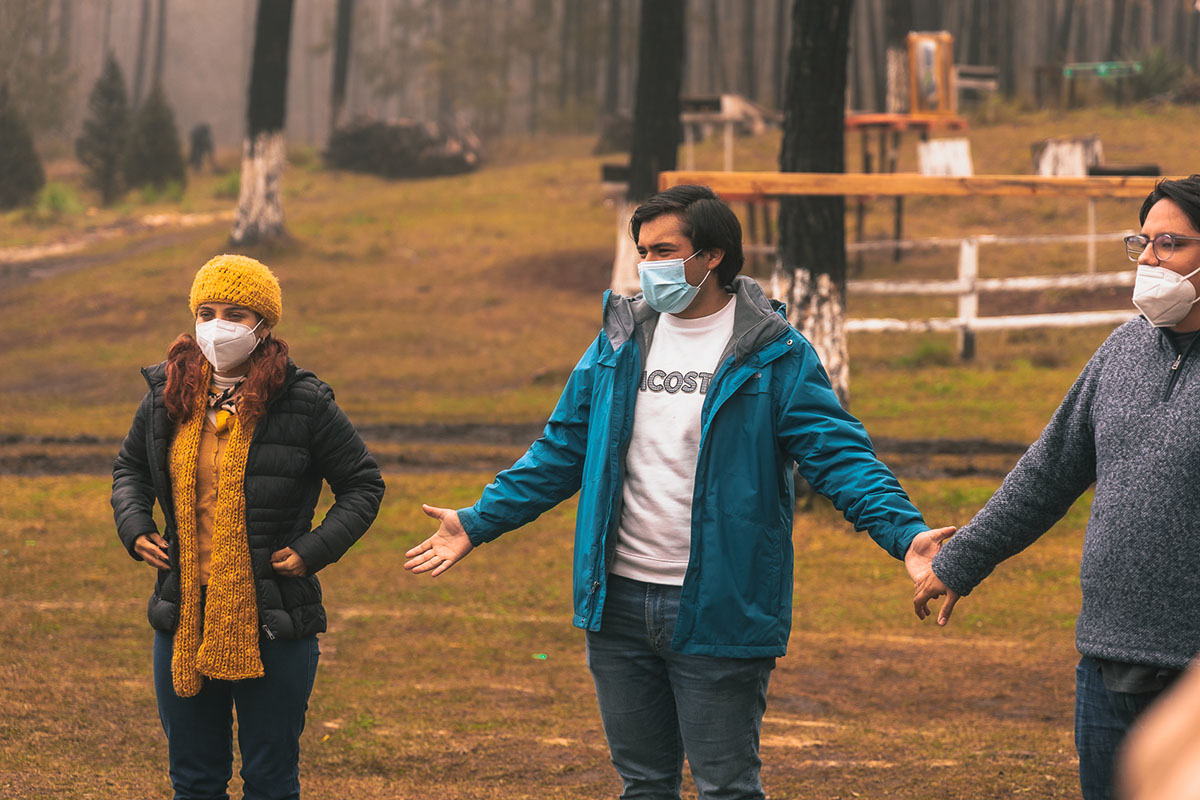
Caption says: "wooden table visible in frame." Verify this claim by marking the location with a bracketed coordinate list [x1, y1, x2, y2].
[844, 113, 969, 262]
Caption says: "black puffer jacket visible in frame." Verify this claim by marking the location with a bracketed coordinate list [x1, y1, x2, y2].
[111, 359, 385, 639]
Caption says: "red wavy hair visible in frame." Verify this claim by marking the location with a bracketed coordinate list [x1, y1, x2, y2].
[164, 333, 290, 425]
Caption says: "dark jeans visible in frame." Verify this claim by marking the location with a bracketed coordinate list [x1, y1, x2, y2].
[586, 574, 776, 800]
[153, 630, 320, 800]
[1075, 655, 1173, 800]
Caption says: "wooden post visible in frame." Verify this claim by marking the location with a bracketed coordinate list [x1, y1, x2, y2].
[958, 237, 978, 360]
[723, 120, 734, 171]
[1087, 197, 1097, 274]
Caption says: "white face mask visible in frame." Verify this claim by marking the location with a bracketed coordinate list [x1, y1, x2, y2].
[1132, 264, 1200, 327]
[195, 318, 264, 372]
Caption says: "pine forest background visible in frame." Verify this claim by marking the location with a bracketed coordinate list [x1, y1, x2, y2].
[7, 0, 1200, 155]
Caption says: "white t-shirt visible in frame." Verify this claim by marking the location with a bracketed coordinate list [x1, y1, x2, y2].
[612, 294, 738, 585]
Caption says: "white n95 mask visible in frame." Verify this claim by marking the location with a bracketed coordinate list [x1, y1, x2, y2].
[195, 318, 264, 372]
[1132, 264, 1200, 327]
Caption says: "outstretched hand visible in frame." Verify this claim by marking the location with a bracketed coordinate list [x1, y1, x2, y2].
[404, 504, 474, 577]
[905, 526, 962, 625]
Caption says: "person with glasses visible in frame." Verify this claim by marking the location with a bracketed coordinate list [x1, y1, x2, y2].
[911, 175, 1200, 800]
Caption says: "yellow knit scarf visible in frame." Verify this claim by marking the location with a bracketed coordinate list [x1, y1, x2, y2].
[168, 362, 263, 697]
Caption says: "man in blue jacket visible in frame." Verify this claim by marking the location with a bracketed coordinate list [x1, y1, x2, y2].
[406, 184, 953, 800]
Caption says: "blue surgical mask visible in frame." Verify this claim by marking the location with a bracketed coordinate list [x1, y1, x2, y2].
[638, 251, 709, 313]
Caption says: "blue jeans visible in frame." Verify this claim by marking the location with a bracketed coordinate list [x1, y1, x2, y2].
[1075, 655, 1173, 800]
[586, 575, 775, 800]
[153, 630, 320, 800]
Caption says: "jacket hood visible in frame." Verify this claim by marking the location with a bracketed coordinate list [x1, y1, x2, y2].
[602, 275, 790, 366]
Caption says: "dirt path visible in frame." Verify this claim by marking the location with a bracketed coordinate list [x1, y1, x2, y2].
[0, 210, 233, 291]
[0, 425, 1026, 478]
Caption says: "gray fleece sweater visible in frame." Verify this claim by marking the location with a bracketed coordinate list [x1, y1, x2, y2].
[933, 316, 1200, 671]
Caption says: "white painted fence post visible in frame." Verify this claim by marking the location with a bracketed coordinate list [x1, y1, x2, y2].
[958, 237, 979, 360]
[723, 121, 734, 172]
[1087, 198, 1097, 274]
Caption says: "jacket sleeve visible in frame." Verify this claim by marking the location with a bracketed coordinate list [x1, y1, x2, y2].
[457, 336, 599, 546]
[288, 383, 386, 573]
[776, 338, 927, 559]
[111, 391, 160, 559]
[932, 348, 1102, 596]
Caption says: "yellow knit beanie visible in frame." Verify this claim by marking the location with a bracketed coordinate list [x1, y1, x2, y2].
[189, 254, 283, 328]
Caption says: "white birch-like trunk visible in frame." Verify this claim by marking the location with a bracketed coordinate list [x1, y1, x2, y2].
[231, 130, 287, 245]
[885, 46, 908, 113]
[787, 266, 850, 408]
[610, 201, 641, 295]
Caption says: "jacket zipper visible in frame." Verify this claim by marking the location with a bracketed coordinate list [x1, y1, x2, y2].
[1164, 334, 1199, 401]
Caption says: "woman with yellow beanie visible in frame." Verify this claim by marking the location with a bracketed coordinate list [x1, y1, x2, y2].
[111, 254, 385, 799]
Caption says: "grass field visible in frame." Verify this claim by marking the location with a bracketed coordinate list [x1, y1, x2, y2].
[4, 104, 1196, 798]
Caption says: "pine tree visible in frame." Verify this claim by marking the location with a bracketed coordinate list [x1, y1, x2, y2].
[125, 83, 187, 191]
[76, 54, 131, 205]
[0, 83, 45, 209]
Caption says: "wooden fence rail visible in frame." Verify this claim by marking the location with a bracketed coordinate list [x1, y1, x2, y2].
[658, 172, 1163, 358]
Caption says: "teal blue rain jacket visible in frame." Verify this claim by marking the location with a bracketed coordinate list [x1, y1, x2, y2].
[457, 277, 927, 658]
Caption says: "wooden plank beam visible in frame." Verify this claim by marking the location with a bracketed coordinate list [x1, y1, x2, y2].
[658, 171, 1169, 199]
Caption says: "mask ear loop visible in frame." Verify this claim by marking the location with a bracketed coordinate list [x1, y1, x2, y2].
[682, 250, 713, 290]
[250, 318, 267, 354]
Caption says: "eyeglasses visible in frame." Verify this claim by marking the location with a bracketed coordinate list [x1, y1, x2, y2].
[1124, 233, 1200, 262]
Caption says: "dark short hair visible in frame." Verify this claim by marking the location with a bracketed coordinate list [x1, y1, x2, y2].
[630, 185, 745, 288]
[1140, 174, 1200, 232]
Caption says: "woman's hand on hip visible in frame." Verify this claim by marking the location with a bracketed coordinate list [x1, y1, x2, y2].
[404, 504, 474, 577]
[270, 547, 308, 577]
[134, 532, 170, 570]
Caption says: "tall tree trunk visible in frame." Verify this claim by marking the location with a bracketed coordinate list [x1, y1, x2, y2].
[627, 0, 685, 202]
[152, 0, 167, 87]
[1054, 0, 1077, 63]
[968, 0, 985, 64]
[884, 0, 911, 113]
[102, 0, 112, 57]
[59, 0, 72, 54]
[773, 0, 787, 107]
[707, 0, 722, 93]
[775, 0, 854, 407]
[612, 0, 686, 294]
[1190, 6, 1200, 69]
[740, 1, 757, 101]
[436, 0, 458, 130]
[131, 0, 151, 106]
[232, 0, 294, 247]
[1107, 0, 1128, 59]
[330, 0, 354, 138]
[574, 2, 598, 115]
[603, 0, 622, 115]
[496, 0, 513, 132]
[559, 0, 574, 110]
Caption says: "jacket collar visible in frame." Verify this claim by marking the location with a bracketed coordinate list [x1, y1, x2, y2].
[603, 276, 790, 366]
[141, 357, 303, 397]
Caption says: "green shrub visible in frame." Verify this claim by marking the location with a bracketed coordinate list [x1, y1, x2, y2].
[1130, 48, 1188, 101]
[0, 84, 46, 209]
[894, 337, 956, 368]
[36, 182, 83, 216]
[213, 171, 240, 200]
[138, 180, 185, 205]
